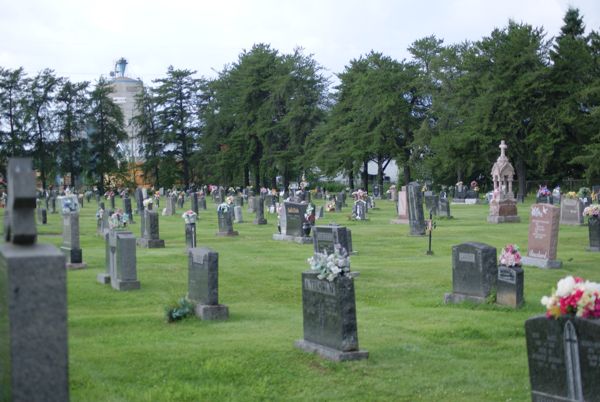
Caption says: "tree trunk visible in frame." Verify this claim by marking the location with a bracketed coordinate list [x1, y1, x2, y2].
[403, 148, 411, 185]
[516, 157, 526, 203]
[253, 163, 260, 190]
[362, 160, 369, 191]
[377, 156, 384, 191]
[244, 165, 250, 188]
[348, 169, 355, 191]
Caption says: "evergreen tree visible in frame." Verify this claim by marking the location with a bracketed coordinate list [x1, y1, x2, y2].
[132, 86, 163, 187]
[0, 67, 30, 173]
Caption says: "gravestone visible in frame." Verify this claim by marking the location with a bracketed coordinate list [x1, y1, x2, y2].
[61, 211, 86, 269]
[488, 140, 520, 223]
[438, 197, 452, 218]
[444, 242, 497, 304]
[185, 223, 196, 249]
[216, 205, 238, 236]
[496, 266, 524, 308]
[177, 194, 185, 209]
[165, 195, 177, 216]
[234, 195, 243, 207]
[36, 198, 43, 224]
[234, 205, 243, 223]
[559, 198, 584, 226]
[188, 247, 229, 320]
[589, 217, 600, 252]
[335, 196, 343, 212]
[50, 195, 57, 213]
[135, 188, 143, 214]
[316, 205, 324, 220]
[112, 232, 140, 290]
[424, 191, 438, 215]
[109, 195, 115, 211]
[454, 184, 466, 202]
[199, 195, 207, 210]
[0, 158, 69, 402]
[253, 196, 267, 225]
[247, 196, 256, 213]
[41, 208, 47, 224]
[295, 271, 368, 361]
[272, 202, 311, 243]
[521, 204, 562, 269]
[191, 192, 199, 214]
[352, 199, 367, 220]
[137, 209, 165, 248]
[313, 225, 352, 255]
[123, 196, 134, 224]
[390, 187, 409, 224]
[373, 184, 381, 199]
[407, 182, 426, 236]
[525, 316, 600, 402]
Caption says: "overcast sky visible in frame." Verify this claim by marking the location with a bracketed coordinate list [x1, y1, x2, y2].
[2, 0, 599, 85]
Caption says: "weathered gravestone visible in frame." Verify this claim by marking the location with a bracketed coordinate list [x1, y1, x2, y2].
[352, 199, 368, 220]
[137, 209, 165, 248]
[253, 196, 267, 225]
[390, 186, 409, 224]
[525, 316, 600, 402]
[560, 198, 584, 226]
[191, 192, 199, 215]
[234, 205, 243, 223]
[234, 195, 243, 207]
[97, 230, 140, 290]
[407, 182, 426, 236]
[294, 271, 368, 361]
[313, 224, 354, 255]
[185, 223, 196, 249]
[216, 204, 238, 236]
[316, 205, 324, 220]
[165, 195, 177, 216]
[588, 216, 600, 252]
[444, 242, 497, 304]
[335, 196, 343, 212]
[273, 202, 311, 243]
[61, 211, 86, 269]
[424, 191, 438, 216]
[135, 187, 143, 215]
[123, 196, 134, 224]
[438, 197, 452, 219]
[199, 195, 207, 210]
[188, 247, 229, 320]
[247, 196, 256, 214]
[0, 158, 69, 402]
[496, 265, 524, 308]
[521, 204, 562, 269]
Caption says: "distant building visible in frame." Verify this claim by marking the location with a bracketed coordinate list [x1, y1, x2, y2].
[109, 58, 143, 162]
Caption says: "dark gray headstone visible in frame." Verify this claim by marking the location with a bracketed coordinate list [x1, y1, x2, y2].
[123, 197, 134, 224]
[560, 198, 584, 226]
[335, 196, 343, 212]
[217, 205, 238, 236]
[253, 196, 267, 225]
[188, 247, 229, 320]
[185, 223, 196, 249]
[295, 271, 368, 361]
[438, 197, 452, 218]
[496, 266, 523, 308]
[525, 316, 600, 402]
[352, 200, 367, 220]
[445, 242, 497, 304]
[424, 192, 439, 216]
[135, 187, 143, 214]
[407, 182, 426, 236]
[313, 225, 351, 255]
[199, 196, 207, 210]
[234, 205, 243, 223]
[589, 216, 600, 252]
[60, 211, 86, 268]
[0, 158, 69, 402]
[109, 195, 115, 211]
[283, 202, 307, 237]
[191, 193, 199, 214]
[112, 231, 140, 291]
[137, 210, 165, 248]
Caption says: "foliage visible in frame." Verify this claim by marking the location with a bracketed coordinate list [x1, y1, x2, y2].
[164, 297, 196, 323]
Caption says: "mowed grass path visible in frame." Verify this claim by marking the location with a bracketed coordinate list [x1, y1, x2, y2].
[28, 196, 598, 401]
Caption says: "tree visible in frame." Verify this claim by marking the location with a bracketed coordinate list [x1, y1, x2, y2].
[55, 80, 90, 187]
[26, 69, 62, 190]
[87, 77, 127, 194]
[154, 66, 203, 189]
[0, 67, 30, 172]
[132, 86, 163, 187]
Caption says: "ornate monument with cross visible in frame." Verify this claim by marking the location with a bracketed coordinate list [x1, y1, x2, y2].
[0, 158, 69, 401]
[488, 140, 520, 223]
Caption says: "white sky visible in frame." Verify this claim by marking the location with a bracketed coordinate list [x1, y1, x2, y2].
[2, 0, 599, 85]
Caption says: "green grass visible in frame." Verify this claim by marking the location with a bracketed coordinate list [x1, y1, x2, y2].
[29, 197, 598, 401]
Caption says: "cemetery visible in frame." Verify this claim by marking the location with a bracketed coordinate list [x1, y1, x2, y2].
[1, 167, 598, 400]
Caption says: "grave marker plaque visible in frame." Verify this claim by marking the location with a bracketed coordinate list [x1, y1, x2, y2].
[559, 198, 584, 226]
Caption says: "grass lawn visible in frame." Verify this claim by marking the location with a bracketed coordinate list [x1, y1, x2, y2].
[29, 196, 597, 401]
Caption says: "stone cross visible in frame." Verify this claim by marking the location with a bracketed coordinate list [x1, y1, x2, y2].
[5, 158, 37, 244]
[499, 140, 507, 159]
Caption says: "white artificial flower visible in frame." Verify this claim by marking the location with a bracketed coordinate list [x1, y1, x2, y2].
[555, 276, 576, 297]
[583, 281, 600, 294]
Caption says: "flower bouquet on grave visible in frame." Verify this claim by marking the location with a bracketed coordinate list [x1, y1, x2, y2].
[583, 205, 600, 217]
[105, 190, 115, 200]
[577, 187, 591, 199]
[304, 204, 315, 226]
[537, 185, 551, 197]
[564, 191, 578, 199]
[541, 276, 600, 319]
[498, 244, 522, 267]
[216, 202, 230, 214]
[95, 207, 104, 222]
[109, 209, 127, 229]
[325, 201, 336, 212]
[182, 210, 197, 224]
[385, 185, 396, 195]
[307, 245, 356, 282]
[470, 180, 479, 192]
[143, 197, 153, 209]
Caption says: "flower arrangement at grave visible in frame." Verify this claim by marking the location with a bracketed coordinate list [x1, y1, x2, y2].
[564, 191, 578, 199]
[325, 201, 336, 212]
[164, 297, 195, 323]
[456, 181, 463, 187]
[583, 204, 600, 217]
[470, 180, 479, 192]
[307, 246, 356, 282]
[386, 185, 396, 195]
[217, 197, 233, 214]
[577, 187, 591, 198]
[143, 198, 153, 209]
[109, 209, 127, 229]
[537, 185, 551, 197]
[95, 207, 104, 221]
[304, 204, 315, 226]
[352, 189, 367, 201]
[182, 210, 197, 224]
[104, 190, 115, 199]
[541, 276, 600, 319]
[498, 244, 522, 267]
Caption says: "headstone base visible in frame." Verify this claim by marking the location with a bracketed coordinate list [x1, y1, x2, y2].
[389, 218, 409, 224]
[67, 262, 87, 270]
[112, 279, 141, 291]
[587, 246, 600, 252]
[195, 304, 229, 320]
[521, 256, 562, 269]
[294, 339, 369, 362]
[272, 233, 312, 244]
[487, 215, 521, 224]
[136, 238, 165, 248]
[253, 218, 267, 225]
[60, 246, 82, 264]
[444, 292, 487, 304]
[452, 199, 465, 204]
[216, 231, 239, 237]
[97, 273, 111, 284]
[464, 199, 477, 205]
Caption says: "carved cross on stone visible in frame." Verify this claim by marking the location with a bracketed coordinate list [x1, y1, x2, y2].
[499, 140, 508, 158]
[4, 158, 37, 244]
